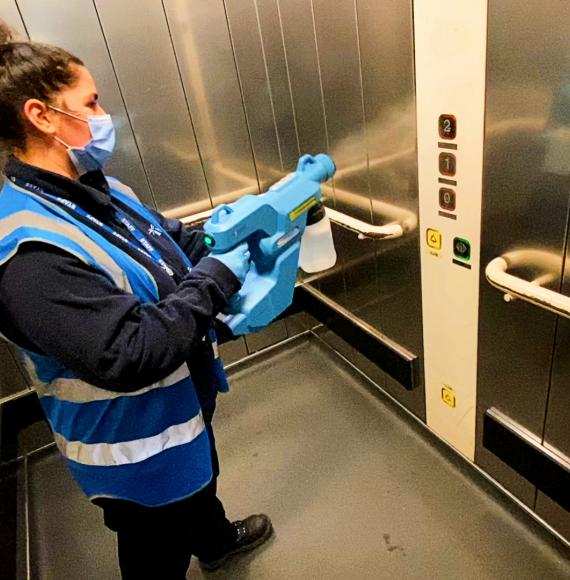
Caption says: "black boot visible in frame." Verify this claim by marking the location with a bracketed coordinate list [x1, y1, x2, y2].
[200, 514, 273, 571]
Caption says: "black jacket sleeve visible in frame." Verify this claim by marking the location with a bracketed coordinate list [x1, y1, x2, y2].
[149, 209, 238, 344]
[0, 243, 240, 392]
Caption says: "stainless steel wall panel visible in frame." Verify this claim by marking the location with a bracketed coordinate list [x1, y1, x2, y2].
[94, 0, 209, 214]
[223, 0, 285, 188]
[536, 493, 570, 541]
[0, 343, 29, 399]
[219, 337, 248, 366]
[277, 0, 328, 155]
[538, 230, 570, 533]
[284, 311, 318, 337]
[545, 317, 570, 460]
[476, 0, 570, 507]
[0, 0, 27, 38]
[16, 0, 154, 206]
[310, 0, 369, 199]
[356, 0, 422, 417]
[310, 0, 375, 309]
[255, 0, 300, 170]
[163, 0, 259, 209]
[276, 0, 345, 300]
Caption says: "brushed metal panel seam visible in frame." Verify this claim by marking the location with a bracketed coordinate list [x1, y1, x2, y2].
[352, 0, 380, 301]
[310, 0, 371, 303]
[224, 0, 282, 183]
[11, 0, 29, 37]
[275, 0, 302, 159]
[93, 0, 210, 212]
[308, 0, 337, 220]
[541, 197, 570, 469]
[308, 0, 332, 157]
[252, 0, 285, 172]
[160, 0, 213, 208]
[356, 0, 420, 364]
[541, 315, 561, 448]
[276, 0, 328, 156]
[161, 0, 259, 211]
[90, 0, 157, 209]
[254, 0, 301, 172]
[357, 1, 418, 374]
[221, 0, 261, 194]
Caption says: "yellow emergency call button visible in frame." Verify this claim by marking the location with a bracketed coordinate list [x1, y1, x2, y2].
[426, 228, 442, 250]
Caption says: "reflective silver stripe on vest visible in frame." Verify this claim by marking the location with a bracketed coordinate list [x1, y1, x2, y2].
[7, 183, 161, 298]
[0, 208, 132, 293]
[35, 363, 190, 403]
[54, 411, 206, 466]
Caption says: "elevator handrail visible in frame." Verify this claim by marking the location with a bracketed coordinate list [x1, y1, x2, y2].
[485, 250, 570, 319]
[180, 206, 405, 240]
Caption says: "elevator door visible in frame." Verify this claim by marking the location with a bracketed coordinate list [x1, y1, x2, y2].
[476, 0, 570, 538]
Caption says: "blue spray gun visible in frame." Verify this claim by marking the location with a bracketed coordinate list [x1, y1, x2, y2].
[204, 153, 336, 335]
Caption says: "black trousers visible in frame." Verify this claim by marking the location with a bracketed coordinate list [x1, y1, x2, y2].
[95, 425, 236, 580]
[95, 364, 233, 579]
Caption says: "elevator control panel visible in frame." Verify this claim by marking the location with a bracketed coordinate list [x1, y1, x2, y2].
[416, 0, 486, 460]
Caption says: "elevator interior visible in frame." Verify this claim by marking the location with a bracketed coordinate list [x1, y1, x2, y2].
[0, 0, 569, 577]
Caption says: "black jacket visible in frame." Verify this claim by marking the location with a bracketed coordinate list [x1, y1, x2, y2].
[0, 158, 239, 405]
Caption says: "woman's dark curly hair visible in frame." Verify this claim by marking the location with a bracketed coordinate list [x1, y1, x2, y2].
[0, 20, 83, 157]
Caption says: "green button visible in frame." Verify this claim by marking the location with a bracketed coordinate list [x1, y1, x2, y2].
[453, 237, 471, 261]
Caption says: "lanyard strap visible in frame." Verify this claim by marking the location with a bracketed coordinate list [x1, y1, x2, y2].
[13, 178, 175, 277]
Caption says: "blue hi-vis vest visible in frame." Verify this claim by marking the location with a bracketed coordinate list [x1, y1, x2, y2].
[0, 176, 228, 506]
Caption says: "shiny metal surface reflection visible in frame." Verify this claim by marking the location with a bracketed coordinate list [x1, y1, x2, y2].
[476, 0, 570, 515]
[309, 0, 374, 308]
[223, 0, 288, 189]
[540, 223, 570, 533]
[163, 0, 259, 208]
[94, 0, 209, 213]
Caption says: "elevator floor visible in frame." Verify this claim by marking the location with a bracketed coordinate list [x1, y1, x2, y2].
[22, 334, 570, 579]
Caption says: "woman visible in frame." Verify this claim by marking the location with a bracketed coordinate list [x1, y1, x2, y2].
[0, 22, 272, 579]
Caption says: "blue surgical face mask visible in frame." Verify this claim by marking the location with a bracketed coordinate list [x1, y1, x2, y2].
[49, 106, 116, 175]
